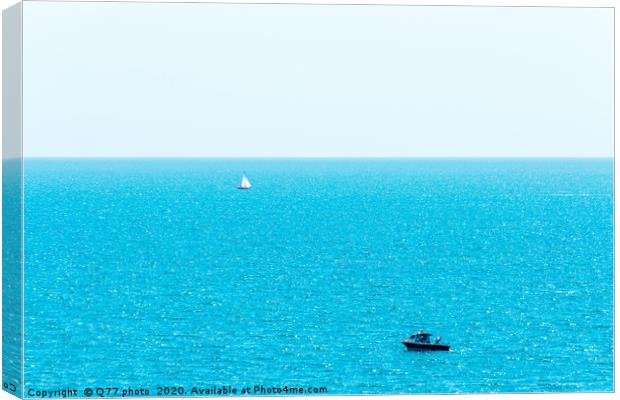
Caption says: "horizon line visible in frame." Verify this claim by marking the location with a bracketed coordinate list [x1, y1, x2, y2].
[20, 155, 614, 159]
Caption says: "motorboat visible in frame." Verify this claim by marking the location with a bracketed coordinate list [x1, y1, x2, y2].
[402, 330, 450, 351]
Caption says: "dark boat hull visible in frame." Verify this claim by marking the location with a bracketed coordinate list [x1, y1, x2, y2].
[402, 341, 450, 351]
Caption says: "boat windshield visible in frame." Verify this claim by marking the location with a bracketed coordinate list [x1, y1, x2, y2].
[413, 334, 432, 344]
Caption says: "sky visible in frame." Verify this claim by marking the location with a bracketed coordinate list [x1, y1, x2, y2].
[23, 2, 613, 157]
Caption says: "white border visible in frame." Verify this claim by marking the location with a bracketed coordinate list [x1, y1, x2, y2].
[0, 2, 616, 400]
[12, 0, 618, 5]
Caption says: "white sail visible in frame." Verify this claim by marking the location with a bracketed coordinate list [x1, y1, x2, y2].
[239, 174, 252, 189]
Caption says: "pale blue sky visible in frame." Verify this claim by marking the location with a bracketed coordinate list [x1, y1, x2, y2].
[23, 2, 613, 157]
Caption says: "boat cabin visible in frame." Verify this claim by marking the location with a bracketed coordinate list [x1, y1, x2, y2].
[409, 330, 433, 344]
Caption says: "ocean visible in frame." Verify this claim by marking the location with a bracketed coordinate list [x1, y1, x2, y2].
[22, 158, 613, 395]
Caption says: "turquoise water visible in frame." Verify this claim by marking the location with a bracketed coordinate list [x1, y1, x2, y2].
[23, 158, 613, 394]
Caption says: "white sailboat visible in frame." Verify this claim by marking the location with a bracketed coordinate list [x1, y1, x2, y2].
[237, 173, 252, 190]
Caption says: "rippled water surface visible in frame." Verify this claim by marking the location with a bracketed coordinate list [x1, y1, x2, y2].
[23, 158, 613, 394]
